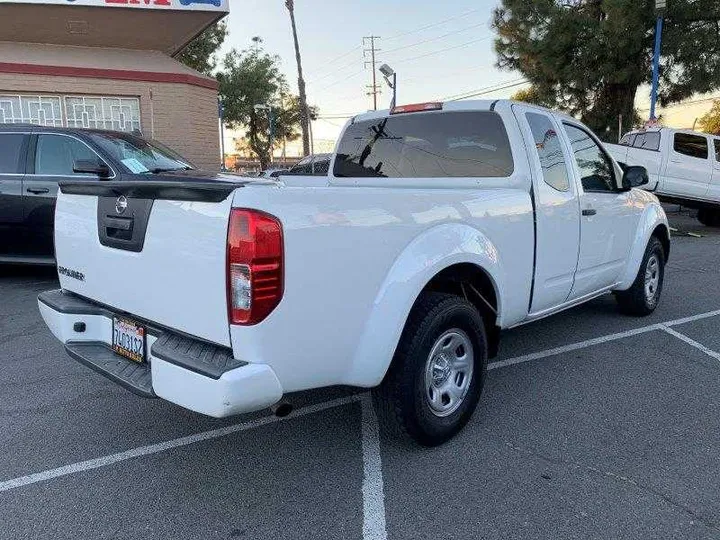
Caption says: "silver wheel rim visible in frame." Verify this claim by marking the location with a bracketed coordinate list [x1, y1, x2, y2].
[424, 329, 474, 417]
[644, 254, 661, 303]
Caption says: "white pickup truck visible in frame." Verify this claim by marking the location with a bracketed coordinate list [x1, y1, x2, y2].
[39, 100, 670, 446]
[606, 127, 720, 226]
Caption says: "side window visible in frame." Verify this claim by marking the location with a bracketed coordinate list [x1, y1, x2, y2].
[713, 139, 720, 162]
[0, 133, 26, 174]
[525, 112, 570, 192]
[633, 132, 661, 151]
[563, 123, 616, 193]
[674, 133, 708, 160]
[333, 111, 514, 178]
[619, 133, 636, 147]
[35, 134, 103, 175]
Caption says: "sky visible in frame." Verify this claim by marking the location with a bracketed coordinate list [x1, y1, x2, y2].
[218, 0, 527, 154]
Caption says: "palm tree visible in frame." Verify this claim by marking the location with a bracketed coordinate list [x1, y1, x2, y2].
[285, 0, 310, 156]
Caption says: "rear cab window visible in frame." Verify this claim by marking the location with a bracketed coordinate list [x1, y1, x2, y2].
[333, 111, 514, 178]
[713, 139, 720, 162]
[619, 133, 637, 147]
[632, 132, 661, 151]
[674, 133, 709, 159]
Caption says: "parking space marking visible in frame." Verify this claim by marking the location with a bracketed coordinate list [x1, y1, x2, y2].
[488, 324, 664, 371]
[489, 308, 720, 371]
[664, 309, 720, 328]
[360, 394, 388, 540]
[0, 394, 360, 494]
[660, 326, 720, 363]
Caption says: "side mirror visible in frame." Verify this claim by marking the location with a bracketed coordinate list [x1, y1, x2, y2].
[622, 165, 649, 189]
[73, 159, 111, 178]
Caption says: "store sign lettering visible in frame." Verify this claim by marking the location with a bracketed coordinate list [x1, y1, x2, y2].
[104, 0, 172, 5]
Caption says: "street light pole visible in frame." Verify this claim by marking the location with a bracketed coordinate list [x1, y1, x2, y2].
[649, 0, 667, 121]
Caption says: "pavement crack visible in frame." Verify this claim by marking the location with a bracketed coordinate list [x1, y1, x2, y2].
[503, 441, 720, 533]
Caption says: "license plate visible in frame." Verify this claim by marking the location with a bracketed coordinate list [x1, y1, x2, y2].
[112, 316, 146, 363]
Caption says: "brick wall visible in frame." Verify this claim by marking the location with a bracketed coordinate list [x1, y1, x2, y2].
[0, 73, 220, 170]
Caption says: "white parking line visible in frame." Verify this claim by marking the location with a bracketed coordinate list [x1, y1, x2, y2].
[489, 308, 720, 371]
[0, 394, 360, 494]
[660, 325, 720, 362]
[488, 324, 664, 371]
[2, 306, 720, 538]
[360, 394, 388, 540]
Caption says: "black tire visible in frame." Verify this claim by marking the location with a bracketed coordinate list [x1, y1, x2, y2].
[614, 237, 665, 316]
[697, 208, 720, 227]
[372, 292, 487, 447]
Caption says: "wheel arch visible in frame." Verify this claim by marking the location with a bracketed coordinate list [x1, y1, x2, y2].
[345, 223, 506, 388]
[616, 203, 670, 291]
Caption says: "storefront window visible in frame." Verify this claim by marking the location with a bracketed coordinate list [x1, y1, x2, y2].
[0, 95, 63, 126]
[0, 94, 141, 133]
[65, 96, 141, 132]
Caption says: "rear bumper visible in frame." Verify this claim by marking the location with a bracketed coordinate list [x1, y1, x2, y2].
[38, 290, 283, 418]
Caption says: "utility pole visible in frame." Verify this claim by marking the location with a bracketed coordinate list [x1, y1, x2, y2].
[363, 36, 381, 110]
[286, 0, 310, 156]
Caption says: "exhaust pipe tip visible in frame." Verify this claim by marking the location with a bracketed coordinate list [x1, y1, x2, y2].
[272, 402, 293, 418]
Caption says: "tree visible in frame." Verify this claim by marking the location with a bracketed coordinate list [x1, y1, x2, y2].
[511, 86, 554, 107]
[217, 39, 312, 169]
[699, 100, 720, 135]
[285, 0, 310, 156]
[493, 1, 720, 142]
[176, 20, 228, 76]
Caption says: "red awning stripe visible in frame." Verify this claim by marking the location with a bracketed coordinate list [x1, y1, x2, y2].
[0, 62, 218, 90]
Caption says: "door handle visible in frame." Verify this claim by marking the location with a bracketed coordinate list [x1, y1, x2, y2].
[26, 187, 50, 195]
[582, 208, 597, 217]
[670, 159, 682, 164]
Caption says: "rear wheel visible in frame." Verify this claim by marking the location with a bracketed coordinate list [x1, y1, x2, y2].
[614, 237, 665, 316]
[373, 292, 487, 446]
[697, 208, 720, 227]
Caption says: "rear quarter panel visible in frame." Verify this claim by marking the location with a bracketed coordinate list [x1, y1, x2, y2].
[229, 182, 534, 391]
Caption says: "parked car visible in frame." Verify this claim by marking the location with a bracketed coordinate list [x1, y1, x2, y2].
[0, 124, 201, 264]
[38, 100, 669, 446]
[606, 127, 720, 226]
[286, 153, 332, 175]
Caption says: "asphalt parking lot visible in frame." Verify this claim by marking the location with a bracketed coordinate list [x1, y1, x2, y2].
[2, 206, 720, 540]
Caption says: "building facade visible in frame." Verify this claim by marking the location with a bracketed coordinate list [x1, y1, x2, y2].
[0, 0, 228, 170]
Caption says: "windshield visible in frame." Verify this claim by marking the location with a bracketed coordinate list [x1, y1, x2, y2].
[87, 132, 194, 174]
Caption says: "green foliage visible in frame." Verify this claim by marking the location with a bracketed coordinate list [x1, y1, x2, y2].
[511, 86, 554, 107]
[217, 39, 314, 168]
[176, 20, 228, 76]
[699, 101, 720, 135]
[493, 0, 720, 141]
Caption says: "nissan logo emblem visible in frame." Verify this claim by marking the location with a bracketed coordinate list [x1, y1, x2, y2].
[115, 196, 128, 215]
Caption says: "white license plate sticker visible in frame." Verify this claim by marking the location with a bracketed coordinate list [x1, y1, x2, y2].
[112, 317, 146, 363]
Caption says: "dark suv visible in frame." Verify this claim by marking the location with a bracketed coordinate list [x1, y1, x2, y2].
[0, 124, 197, 264]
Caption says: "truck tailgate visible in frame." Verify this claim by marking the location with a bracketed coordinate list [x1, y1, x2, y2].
[54, 182, 238, 347]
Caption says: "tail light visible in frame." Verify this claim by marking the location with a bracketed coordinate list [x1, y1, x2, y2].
[227, 209, 284, 325]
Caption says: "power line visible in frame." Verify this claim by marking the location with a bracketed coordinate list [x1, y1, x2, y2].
[363, 36, 382, 110]
[384, 7, 484, 41]
[306, 46, 362, 84]
[440, 78, 527, 101]
[441, 79, 529, 102]
[382, 21, 488, 56]
[391, 36, 493, 66]
[312, 70, 366, 93]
